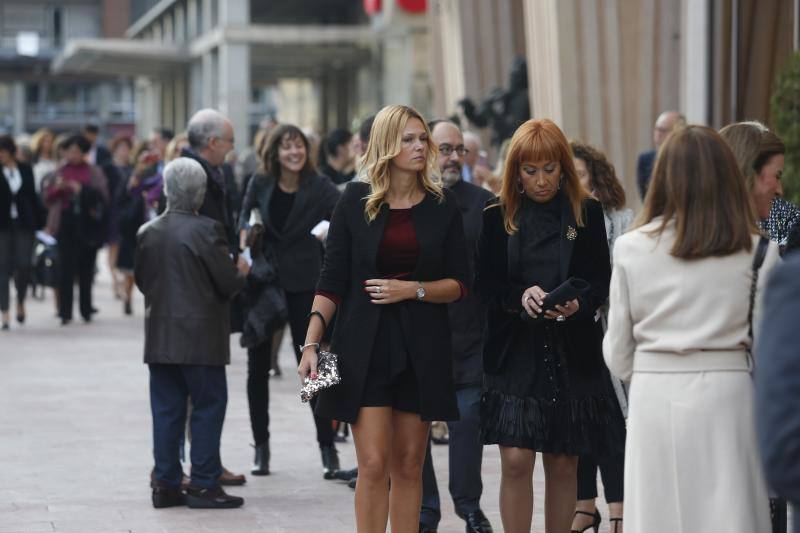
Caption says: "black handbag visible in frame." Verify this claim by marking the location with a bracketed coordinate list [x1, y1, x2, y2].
[519, 277, 590, 321]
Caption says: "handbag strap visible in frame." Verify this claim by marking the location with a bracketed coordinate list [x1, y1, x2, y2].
[747, 236, 770, 346]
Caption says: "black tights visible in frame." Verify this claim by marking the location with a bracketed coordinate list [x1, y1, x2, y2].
[576, 451, 624, 503]
[286, 290, 334, 447]
[246, 340, 271, 446]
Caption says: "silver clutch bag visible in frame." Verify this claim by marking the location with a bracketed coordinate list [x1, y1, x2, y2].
[300, 350, 341, 403]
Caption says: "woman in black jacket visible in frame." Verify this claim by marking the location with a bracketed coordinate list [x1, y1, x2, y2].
[475, 119, 624, 533]
[0, 135, 43, 329]
[298, 105, 468, 532]
[239, 124, 341, 477]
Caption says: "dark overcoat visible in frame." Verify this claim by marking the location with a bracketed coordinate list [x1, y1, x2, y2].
[239, 173, 341, 293]
[134, 211, 245, 366]
[475, 197, 611, 375]
[0, 162, 43, 231]
[315, 181, 469, 423]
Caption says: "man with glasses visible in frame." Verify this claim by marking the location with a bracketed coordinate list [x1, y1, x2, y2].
[419, 120, 494, 533]
[180, 109, 246, 487]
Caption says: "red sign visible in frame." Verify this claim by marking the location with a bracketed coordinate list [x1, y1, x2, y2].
[398, 0, 426, 13]
[364, 0, 381, 14]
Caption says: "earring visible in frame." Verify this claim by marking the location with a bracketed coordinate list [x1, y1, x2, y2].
[516, 179, 525, 194]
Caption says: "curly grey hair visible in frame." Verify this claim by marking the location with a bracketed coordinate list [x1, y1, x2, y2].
[187, 108, 228, 150]
[163, 157, 207, 211]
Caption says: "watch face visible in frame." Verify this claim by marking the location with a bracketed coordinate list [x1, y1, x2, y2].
[417, 287, 425, 299]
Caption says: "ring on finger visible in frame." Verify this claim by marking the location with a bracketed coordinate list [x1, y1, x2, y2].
[376, 286, 382, 293]
[556, 314, 566, 322]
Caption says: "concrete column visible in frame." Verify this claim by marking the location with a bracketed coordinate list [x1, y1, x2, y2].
[134, 76, 161, 138]
[174, 4, 186, 44]
[218, 0, 248, 25]
[201, 52, 214, 108]
[201, 0, 213, 33]
[218, 42, 250, 153]
[187, 0, 198, 40]
[189, 58, 203, 114]
[12, 81, 25, 136]
[681, 0, 711, 124]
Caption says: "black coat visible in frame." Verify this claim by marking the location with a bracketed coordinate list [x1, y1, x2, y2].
[134, 211, 246, 366]
[239, 250, 288, 349]
[181, 148, 238, 252]
[0, 162, 43, 231]
[447, 179, 494, 386]
[239, 173, 341, 293]
[315, 181, 469, 423]
[636, 149, 656, 200]
[476, 197, 611, 375]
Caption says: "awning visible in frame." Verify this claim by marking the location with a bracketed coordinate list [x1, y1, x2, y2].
[52, 39, 190, 77]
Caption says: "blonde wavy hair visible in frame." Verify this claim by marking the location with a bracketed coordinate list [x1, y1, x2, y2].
[359, 105, 442, 222]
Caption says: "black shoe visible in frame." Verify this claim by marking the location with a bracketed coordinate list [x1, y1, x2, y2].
[124, 300, 132, 315]
[333, 467, 358, 481]
[60, 318, 71, 326]
[185, 485, 243, 509]
[320, 444, 340, 479]
[151, 482, 186, 509]
[419, 524, 437, 533]
[348, 477, 357, 490]
[571, 509, 601, 533]
[251, 443, 270, 476]
[1, 322, 8, 331]
[463, 509, 493, 533]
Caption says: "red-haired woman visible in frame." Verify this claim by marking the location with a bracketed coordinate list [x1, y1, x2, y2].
[476, 119, 624, 532]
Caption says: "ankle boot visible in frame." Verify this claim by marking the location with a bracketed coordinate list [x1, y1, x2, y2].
[320, 444, 339, 479]
[251, 442, 270, 476]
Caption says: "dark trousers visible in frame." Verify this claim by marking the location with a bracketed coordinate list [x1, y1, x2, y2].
[247, 340, 271, 446]
[57, 239, 96, 321]
[420, 386, 484, 527]
[0, 227, 34, 312]
[149, 364, 227, 489]
[576, 451, 624, 503]
[286, 290, 334, 447]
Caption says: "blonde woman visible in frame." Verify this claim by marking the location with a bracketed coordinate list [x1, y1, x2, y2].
[298, 105, 469, 532]
[30, 128, 57, 190]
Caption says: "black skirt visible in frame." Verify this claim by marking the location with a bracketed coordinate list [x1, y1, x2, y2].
[360, 304, 422, 415]
[481, 320, 625, 457]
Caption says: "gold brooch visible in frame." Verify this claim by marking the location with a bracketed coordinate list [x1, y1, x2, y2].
[566, 226, 577, 241]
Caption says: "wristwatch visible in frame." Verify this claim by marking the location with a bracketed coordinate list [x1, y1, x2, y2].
[416, 281, 426, 300]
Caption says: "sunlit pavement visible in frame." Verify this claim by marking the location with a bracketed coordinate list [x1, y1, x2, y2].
[0, 252, 611, 532]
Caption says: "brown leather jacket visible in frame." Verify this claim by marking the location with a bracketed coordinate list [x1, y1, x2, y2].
[134, 210, 245, 365]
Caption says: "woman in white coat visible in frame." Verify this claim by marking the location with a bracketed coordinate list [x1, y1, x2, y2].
[603, 125, 779, 532]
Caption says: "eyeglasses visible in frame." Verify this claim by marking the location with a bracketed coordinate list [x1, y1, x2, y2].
[215, 136, 235, 145]
[438, 144, 468, 157]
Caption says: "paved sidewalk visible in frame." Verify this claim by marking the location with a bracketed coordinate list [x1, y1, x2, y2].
[0, 254, 611, 532]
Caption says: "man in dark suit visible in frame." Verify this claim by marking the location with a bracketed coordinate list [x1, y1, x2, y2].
[82, 124, 112, 167]
[419, 120, 494, 533]
[636, 110, 684, 199]
[182, 109, 239, 253]
[756, 253, 800, 533]
[135, 158, 250, 509]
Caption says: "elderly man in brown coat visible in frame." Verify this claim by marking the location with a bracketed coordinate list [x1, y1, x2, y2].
[135, 157, 249, 509]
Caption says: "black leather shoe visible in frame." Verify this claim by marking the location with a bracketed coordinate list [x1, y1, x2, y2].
[185, 485, 243, 509]
[347, 477, 357, 490]
[151, 482, 186, 509]
[419, 524, 438, 533]
[320, 444, 340, 479]
[464, 510, 493, 533]
[251, 443, 270, 476]
[333, 467, 358, 481]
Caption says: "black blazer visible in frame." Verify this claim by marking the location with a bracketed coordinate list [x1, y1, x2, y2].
[0, 162, 43, 231]
[475, 196, 611, 374]
[239, 173, 341, 293]
[181, 148, 238, 251]
[315, 181, 469, 423]
[447, 179, 494, 386]
[636, 149, 656, 200]
[135, 211, 246, 366]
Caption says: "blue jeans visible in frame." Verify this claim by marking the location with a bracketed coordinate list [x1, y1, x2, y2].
[149, 364, 227, 489]
[420, 386, 484, 527]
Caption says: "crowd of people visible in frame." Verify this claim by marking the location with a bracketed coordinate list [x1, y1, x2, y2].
[2, 101, 799, 533]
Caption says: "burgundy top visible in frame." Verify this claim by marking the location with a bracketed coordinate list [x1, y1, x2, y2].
[317, 208, 465, 306]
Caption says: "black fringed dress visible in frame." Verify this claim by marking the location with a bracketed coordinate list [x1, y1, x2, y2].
[477, 194, 625, 457]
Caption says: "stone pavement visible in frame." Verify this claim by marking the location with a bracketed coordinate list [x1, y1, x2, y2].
[0, 253, 611, 532]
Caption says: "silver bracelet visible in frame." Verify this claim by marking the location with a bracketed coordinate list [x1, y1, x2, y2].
[299, 342, 320, 354]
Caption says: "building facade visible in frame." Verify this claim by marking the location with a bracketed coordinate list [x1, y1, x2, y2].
[0, 0, 134, 136]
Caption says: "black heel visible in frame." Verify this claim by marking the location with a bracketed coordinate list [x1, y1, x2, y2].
[571, 509, 601, 533]
[610, 517, 622, 533]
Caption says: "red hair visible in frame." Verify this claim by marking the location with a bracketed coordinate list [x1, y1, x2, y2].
[498, 119, 590, 233]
